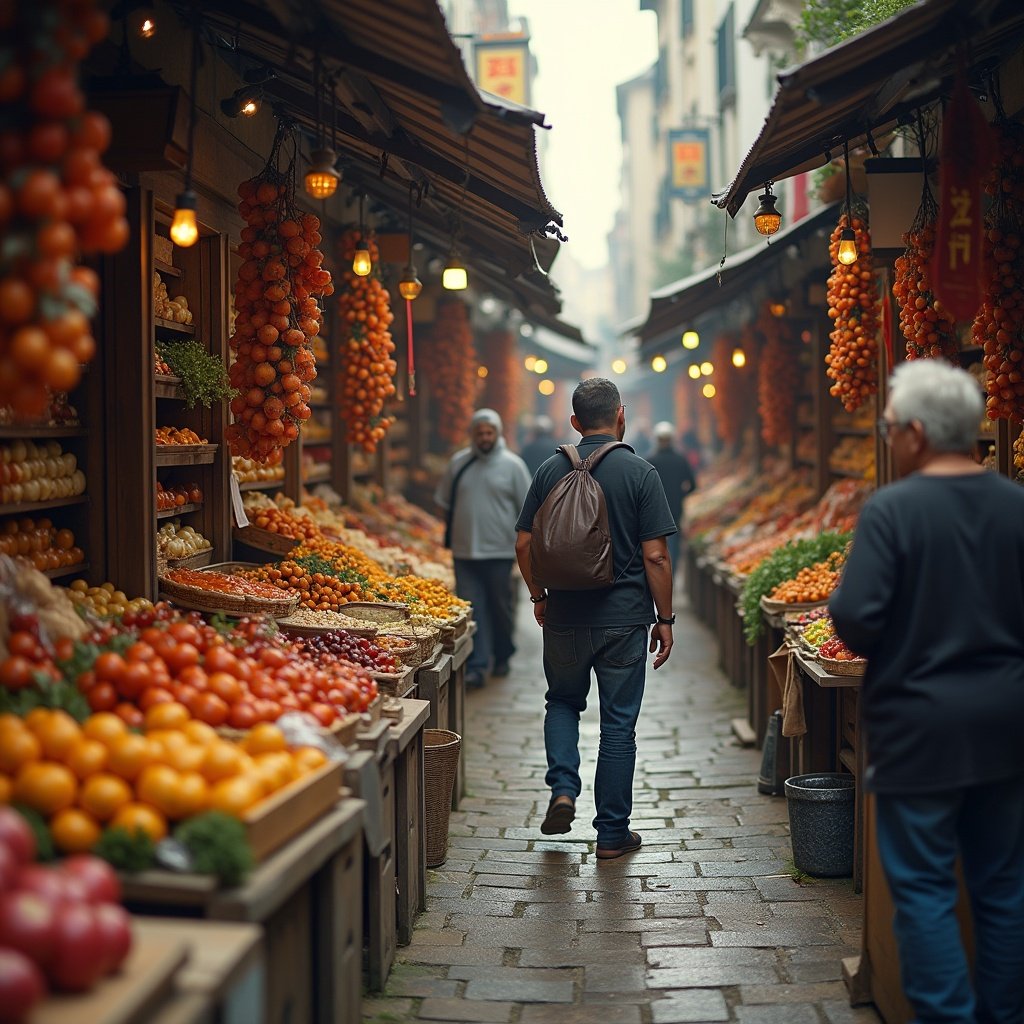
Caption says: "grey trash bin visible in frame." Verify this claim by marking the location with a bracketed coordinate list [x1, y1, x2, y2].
[784, 772, 855, 877]
[424, 729, 461, 867]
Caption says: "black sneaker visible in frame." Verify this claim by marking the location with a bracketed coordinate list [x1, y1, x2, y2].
[491, 662, 510, 678]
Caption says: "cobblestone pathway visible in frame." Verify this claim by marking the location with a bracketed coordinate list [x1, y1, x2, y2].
[364, 586, 882, 1024]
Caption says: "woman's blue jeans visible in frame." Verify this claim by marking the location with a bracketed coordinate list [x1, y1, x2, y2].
[542, 623, 648, 846]
[875, 773, 1024, 1024]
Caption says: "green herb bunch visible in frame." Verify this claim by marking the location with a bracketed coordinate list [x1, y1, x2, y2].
[158, 340, 236, 409]
[740, 530, 851, 645]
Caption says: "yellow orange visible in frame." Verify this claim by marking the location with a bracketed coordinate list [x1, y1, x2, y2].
[0, 728, 41, 775]
[50, 807, 101, 853]
[110, 802, 167, 842]
[242, 723, 286, 756]
[79, 772, 132, 822]
[207, 775, 262, 816]
[144, 701, 190, 731]
[82, 712, 129, 747]
[65, 738, 108, 780]
[14, 761, 77, 816]
[107, 733, 156, 781]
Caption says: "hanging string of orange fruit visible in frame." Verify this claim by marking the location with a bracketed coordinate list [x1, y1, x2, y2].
[479, 328, 519, 434]
[756, 303, 802, 447]
[337, 228, 397, 453]
[893, 185, 959, 361]
[826, 211, 879, 412]
[0, 1, 126, 421]
[428, 299, 477, 449]
[972, 119, 1024, 421]
[709, 333, 754, 446]
[226, 128, 332, 463]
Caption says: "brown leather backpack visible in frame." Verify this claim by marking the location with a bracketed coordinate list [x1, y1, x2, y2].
[529, 442, 630, 590]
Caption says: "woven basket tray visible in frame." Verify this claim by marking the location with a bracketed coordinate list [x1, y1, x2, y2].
[340, 601, 411, 624]
[380, 624, 440, 664]
[372, 634, 420, 667]
[817, 655, 867, 677]
[760, 595, 830, 615]
[277, 616, 379, 639]
[159, 576, 246, 614]
[370, 664, 415, 697]
[233, 525, 298, 556]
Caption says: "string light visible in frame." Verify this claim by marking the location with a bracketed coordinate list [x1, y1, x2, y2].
[731, 348, 746, 368]
[753, 182, 782, 237]
[687, 364, 701, 379]
[702, 383, 716, 398]
[533, 358, 548, 374]
[611, 358, 627, 374]
[651, 355, 667, 373]
[538, 379, 555, 396]
[171, 16, 201, 248]
[700, 361, 713, 376]
[682, 330, 700, 349]
[352, 193, 371, 276]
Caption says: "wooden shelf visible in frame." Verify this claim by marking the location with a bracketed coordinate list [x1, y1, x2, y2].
[302, 466, 331, 484]
[154, 374, 183, 400]
[832, 427, 872, 437]
[0, 495, 87, 516]
[157, 502, 203, 519]
[154, 259, 182, 278]
[154, 317, 195, 336]
[44, 562, 90, 580]
[163, 548, 213, 570]
[0, 426, 87, 439]
[155, 444, 217, 467]
[237, 478, 285, 491]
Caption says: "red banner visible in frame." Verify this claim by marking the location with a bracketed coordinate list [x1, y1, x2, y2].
[930, 61, 993, 322]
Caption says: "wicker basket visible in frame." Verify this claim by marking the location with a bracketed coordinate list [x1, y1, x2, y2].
[340, 601, 410, 624]
[233, 525, 298, 556]
[158, 576, 246, 614]
[239, 594, 300, 618]
[423, 728, 461, 867]
[376, 632, 427, 667]
[370, 664, 414, 697]
[817, 655, 866, 677]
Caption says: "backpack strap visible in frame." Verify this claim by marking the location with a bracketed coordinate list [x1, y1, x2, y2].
[556, 444, 583, 469]
[582, 441, 630, 471]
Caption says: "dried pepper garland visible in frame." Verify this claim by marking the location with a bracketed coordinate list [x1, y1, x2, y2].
[972, 119, 1024, 421]
[337, 229, 397, 453]
[428, 299, 477, 449]
[826, 212, 879, 413]
[226, 130, 333, 463]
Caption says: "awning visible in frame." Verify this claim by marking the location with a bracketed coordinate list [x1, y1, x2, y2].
[714, 0, 1024, 216]
[168, 0, 566, 314]
[526, 325, 596, 377]
[636, 202, 839, 350]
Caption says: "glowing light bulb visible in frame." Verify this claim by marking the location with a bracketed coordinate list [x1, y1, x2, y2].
[477, 366, 488, 378]
[533, 359, 548, 374]
[398, 265, 422, 301]
[651, 355, 667, 373]
[170, 192, 198, 247]
[352, 247, 372, 277]
[687, 364, 701, 380]
[837, 227, 858, 266]
[682, 330, 699, 349]
[700, 361, 713, 376]
[702, 383, 716, 398]
[611, 359, 627, 374]
[524, 356, 537, 371]
[731, 348, 746, 368]
[538, 379, 555, 396]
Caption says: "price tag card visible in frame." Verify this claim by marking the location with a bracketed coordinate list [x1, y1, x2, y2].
[229, 474, 250, 529]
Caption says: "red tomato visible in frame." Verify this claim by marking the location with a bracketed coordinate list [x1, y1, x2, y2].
[114, 703, 143, 729]
[207, 672, 242, 705]
[227, 702, 258, 730]
[193, 693, 228, 727]
[87, 682, 118, 713]
[204, 646, 240, 677]
[176, 664, 208, 691]
[138, 686, 174, 711]
[259, 647, 288, 670]
[48, 903, 106, 992]
[0, 656, 34, 690]
[124, 642, 156, 664]
[165, 642, 200, 676]
[118, 662, 151, 700]
[92, 902, 132, 976]
[0, 808, 35, 865]
[7, 633, 42, 661]
[0, 947, 45, 1022]
[166, 622, 200, 646]
[308, 703, 337, 727]
[60, 855, 120, 905]
[93, 652, 127, 686]
[0, 890, 56, 967]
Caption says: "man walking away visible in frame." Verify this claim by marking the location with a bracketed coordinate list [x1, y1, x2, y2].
[647, 421, 697, 573]
[435, 409, 531, 689]
[514, 378, 677, 859]
[830, 360, 1024, 1024]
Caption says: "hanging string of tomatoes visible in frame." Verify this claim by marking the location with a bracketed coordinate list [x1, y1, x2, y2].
[892, 187, 959, 361]
[226, 133, 333, 463]
[0, 2, 127, 421]
[479, 328, 519, 435]
[337, 229, 397, 454]
[756, 304, 802, 447]
[826, 212, 880, 413]
[428, 300, 477, 449]
[972, 120, 1024, 421]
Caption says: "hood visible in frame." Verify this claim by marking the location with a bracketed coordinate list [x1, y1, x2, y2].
[469, 408, 506, 458]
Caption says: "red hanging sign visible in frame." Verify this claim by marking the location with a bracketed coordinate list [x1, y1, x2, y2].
[930, 60, 994, 323]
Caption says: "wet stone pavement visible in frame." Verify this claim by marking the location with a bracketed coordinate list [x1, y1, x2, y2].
[363, 585, 882, 1024]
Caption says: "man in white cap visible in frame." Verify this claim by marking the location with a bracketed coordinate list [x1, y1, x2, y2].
[647, 421, 697, 573]
[435, 409, 532, 688]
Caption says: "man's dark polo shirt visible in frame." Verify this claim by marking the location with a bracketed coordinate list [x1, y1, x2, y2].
[515, 434, 677, 627]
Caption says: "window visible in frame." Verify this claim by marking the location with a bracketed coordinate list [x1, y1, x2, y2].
[681, 0, 694, 38]
[716, 5, 736, 104]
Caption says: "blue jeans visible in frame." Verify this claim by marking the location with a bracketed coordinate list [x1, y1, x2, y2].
[542, 623, 648, 846]
[453, 558, 516, 679]
[875, 774, 1024, 1024]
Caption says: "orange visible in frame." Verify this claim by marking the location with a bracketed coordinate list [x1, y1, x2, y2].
[23, 707, 53, 734]
[162, 741, 205, 774]
[207, 775, 262, 816]
[32, 709, 81, 760]
[14, 761, 77, 816]
[145, 729, 187, 763]
[0, 728, 41, 774]
[200, 741, 246, 783]
[0, 713, 27, 735]
[79, 772, 132, 822]
[82, 712, 128, 747]
[50, 807, 101, 853]
[110, 802, 167, 842]
[253, 751, 295, 794]
[183, 720, 218, 746]
[173, 771, 209, 819]
[65, 737, 108, 780]
[106, 733, 156, 781]
[292, 746, 327, 774]
[144, 701, 190, 731]
[242, 722, 286, 756]
[136, 764, 182, 818]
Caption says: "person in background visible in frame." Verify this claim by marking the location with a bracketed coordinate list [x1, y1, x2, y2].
[646, 421, 697, 573]
[514, 378, 677, 859]
[829, 360, 1024, 1024]
[520, 415, 557, 476]
[435, 409, 531, 689]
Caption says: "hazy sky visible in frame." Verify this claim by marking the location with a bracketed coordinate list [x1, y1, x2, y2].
[505, 1, 658, 271]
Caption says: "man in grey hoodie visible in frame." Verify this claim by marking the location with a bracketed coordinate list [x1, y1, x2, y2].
[435, 409, 532, 688]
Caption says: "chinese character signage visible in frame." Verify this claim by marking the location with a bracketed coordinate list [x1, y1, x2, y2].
[474, 39, 530, 106]
[669, 129, 710, 203]
[931, 62, 993, 322]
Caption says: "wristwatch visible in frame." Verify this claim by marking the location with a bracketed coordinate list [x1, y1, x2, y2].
[656, 613, 676, 625]
[530, 592, 548, 604]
